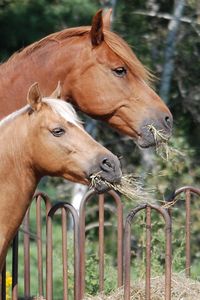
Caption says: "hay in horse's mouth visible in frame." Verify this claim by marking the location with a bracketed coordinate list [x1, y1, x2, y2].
[90, 173, 153, 202]
[147, 124, 170, 160]
[146, 124, 184, 161]
[146, 124, 169, 143]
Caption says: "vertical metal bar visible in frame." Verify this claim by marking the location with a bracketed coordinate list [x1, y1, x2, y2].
[62, 208, 68, 300]
[23, 209, 30, 297]
[185, 189, 191, 277]
[79, 189, 95, 299]
[36, 196, 44, 296]
[124, 220, 132, 300]
[46, 213, 53, 300]
[12, 233, 19, 300]
[71, 207, 80, 300]
[109, 190, 124, 287]
[117, 205, 123, 287]
[99, 194, 104, 292]
[79, 204, 86, 299]
[165, 217, 172, 300]
[1, 263, 6, 300]
[146, 206, 151, 300]
[59, 203, 80, 300]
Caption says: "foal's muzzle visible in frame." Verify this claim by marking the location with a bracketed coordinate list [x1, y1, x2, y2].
[89, 154, 122, 193]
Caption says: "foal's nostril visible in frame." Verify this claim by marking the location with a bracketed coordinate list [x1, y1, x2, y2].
[100, 158, 114, 172]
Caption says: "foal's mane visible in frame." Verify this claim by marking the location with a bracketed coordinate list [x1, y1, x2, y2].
[7, 26, 152, 83]
[0, 98, 82, 128]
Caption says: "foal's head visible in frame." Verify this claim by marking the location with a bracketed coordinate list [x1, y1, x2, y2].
[26, 83, 121, 192]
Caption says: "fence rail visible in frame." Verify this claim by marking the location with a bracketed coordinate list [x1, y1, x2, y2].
[1, 186, 200, 300]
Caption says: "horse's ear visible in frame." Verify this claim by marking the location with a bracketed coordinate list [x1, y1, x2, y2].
[27, 82, 42, 111]
[49, 81, 61, 99]
[90, 9, 104, 46]
[103, 8, 112, 30]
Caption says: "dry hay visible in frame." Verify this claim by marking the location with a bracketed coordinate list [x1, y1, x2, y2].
[84, 274, 200, 300]
[90, 174, 154, 204]
[146, 124, 186, 162]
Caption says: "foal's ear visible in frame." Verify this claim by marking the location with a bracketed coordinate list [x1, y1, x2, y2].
[90, 9, 104, 46]
[103, 8, 112, 30]
[27, 82, 42, 111]
[49, 81, 61, 99]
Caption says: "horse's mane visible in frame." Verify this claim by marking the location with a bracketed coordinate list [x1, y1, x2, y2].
[7, 26, 152, 83]
[0, 98, 82, 128]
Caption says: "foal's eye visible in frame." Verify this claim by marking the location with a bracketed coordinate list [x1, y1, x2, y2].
[112, 67, 127, 77]
[51, 127, 65, 137]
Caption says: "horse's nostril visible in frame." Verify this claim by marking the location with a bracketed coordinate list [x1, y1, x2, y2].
[164, 115, 172, 129]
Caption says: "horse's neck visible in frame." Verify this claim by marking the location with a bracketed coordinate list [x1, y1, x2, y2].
[0, 121, 38, 270]
[0, 37, 85, 118]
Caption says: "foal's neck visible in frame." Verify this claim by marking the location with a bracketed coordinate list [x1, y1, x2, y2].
[0, 120, 38, 270]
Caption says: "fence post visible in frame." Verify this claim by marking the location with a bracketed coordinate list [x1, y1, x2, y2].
[79, 189, 124, 299]
[124, 204, 172, 300]
[46, 202, 80, 300]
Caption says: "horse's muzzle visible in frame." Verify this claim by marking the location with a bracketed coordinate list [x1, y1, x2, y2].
[137, 112, 173, 148]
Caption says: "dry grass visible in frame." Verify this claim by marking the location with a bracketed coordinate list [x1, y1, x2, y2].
[90, 173, 154, 204]
[146, 124, 185, 161]
[84, 274, 200, 300]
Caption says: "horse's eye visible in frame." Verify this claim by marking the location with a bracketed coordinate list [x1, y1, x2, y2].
[112, 67, 127, 77]
[51, 127, 65, 137]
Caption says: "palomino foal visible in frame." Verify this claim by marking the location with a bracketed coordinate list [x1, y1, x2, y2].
[0, 83, 122, 271]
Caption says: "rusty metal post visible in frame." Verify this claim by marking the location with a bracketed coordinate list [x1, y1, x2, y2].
[185, 189, 191, 277]
[64, 203, 80, 300]
[1, 264, 6, 300]
[61, 208, 68, 300]
[79, 189, 97, 299]
[168, 186, 200, 278]
[46, 202, 80, 300]
[79, 189, 124, 298]
[23, 209, 30, 298]
[124, 216, 132, 300]
[124, 204, 172, 300]
[12, 233, 19, 300]
[109, 190, 124, 287]
[146, 206, 151, 300]
[124, 204, 146, 300]
[46, 209, 53, 300]
[99, 194, 105, 291]
[163, 208, 172, 300]
[34, 192, 52, 298]
[36, 196, 44, 296]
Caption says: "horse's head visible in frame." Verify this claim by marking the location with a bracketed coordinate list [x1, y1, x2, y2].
[26, 83, 122, 192]
[64, 10, 173, 148]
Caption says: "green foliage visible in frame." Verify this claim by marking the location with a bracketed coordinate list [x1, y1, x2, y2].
[0, 0, 98, 60]
[85, 250, 117, 295]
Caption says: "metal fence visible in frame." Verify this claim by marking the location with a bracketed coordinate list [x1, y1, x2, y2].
[1, 186, 200, 300]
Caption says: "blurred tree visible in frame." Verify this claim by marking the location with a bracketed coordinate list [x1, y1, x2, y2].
[0, 0, 99, 60]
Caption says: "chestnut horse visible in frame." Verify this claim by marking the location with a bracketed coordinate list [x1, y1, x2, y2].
[0, 83, 121, 272]
[0, 10, 172, 148]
